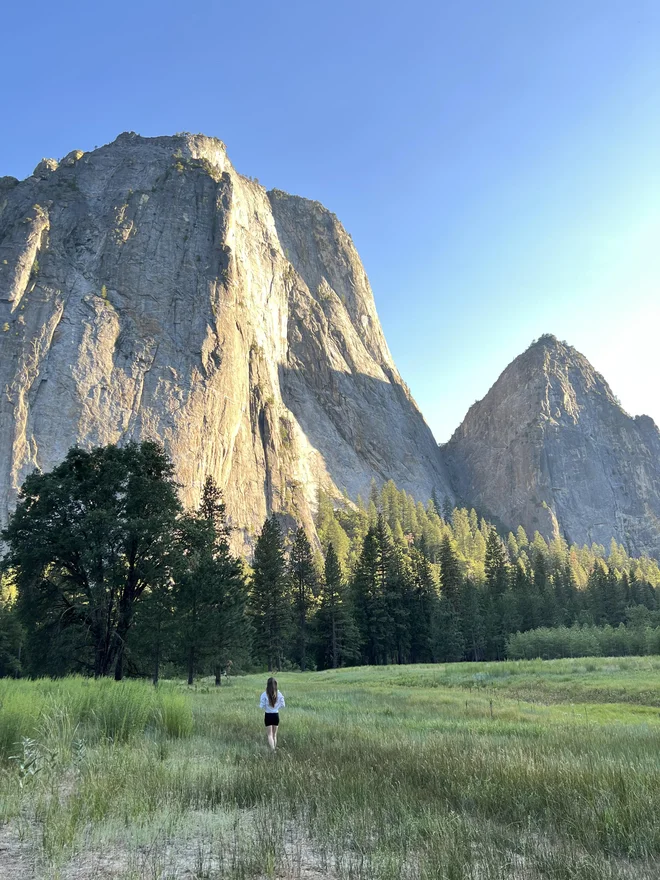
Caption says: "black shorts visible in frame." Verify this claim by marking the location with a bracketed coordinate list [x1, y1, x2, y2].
[264, 712, 279, 727]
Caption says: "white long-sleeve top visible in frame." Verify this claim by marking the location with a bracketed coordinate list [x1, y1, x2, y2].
[260, 691, 285, 712]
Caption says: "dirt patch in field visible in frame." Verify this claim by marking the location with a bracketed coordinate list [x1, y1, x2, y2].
[0, 817, 337, 880]
[0, 823, 38, 879]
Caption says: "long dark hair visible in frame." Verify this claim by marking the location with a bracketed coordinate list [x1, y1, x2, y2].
[266, 677, 278, 708]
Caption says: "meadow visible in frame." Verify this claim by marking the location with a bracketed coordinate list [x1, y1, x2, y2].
[0, 656, 659, 879]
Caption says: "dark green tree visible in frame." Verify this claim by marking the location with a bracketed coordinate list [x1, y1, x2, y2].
[250, 516, 290, 671]
[439, 535, 462, 610]
[485, 528, 509, 597]
[351, 520, 391, 664]
[434, 596, 465, 662]
[197, 477, 251, 683]
[629, 569, 658, 610]
[459, 578, 485, 661]
[132, 578, 176, 685]
[174, 513, 215, 685]
[3, 442, 181, 679]
[174, 477, 251, 685]
[512, 560, 538, 631]
[383, 534, 413, 664]
[0, 574, 23, 677]
[585, 562, 624, 625]
[483, 528, 510, 659]
[408, 548, 438, 663]
[289, 527, 316, 671]
[315, 543, 359, 668]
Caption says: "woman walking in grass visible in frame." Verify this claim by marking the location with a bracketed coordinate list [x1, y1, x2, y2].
[260, 676, 285, 751]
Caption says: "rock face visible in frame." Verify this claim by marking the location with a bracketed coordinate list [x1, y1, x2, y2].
[0, 132, 452, 550]
[445, 335, 660, 557]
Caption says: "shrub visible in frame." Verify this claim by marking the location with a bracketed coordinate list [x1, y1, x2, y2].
[506, 623, 660, 660]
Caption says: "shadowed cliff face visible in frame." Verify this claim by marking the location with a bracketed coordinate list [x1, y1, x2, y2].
[445, 335, 660, 557]
[0, 133, 452, 550]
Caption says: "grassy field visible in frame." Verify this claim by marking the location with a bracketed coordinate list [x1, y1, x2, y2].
[0, 656, 659, 879]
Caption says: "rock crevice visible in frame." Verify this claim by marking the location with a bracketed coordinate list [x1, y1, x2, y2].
[0, 133, 451, 551]
[445, 335, 660, 557]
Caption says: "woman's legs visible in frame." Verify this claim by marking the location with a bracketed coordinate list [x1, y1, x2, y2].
[272, 724, 278, 749]
[266, 725, 275, 750]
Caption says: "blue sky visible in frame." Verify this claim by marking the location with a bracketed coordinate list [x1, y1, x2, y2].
[2, 1, 659, 441]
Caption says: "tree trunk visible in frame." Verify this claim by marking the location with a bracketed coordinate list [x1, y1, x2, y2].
[188, 646, 195, 686]
[153, 631, 160, 687]
[94, 645, 104, 678]
[331, 616, 338, 669]
[113, 604, 133, 681]
[214, 664, 221, 686]
[114, 648, 124, 681]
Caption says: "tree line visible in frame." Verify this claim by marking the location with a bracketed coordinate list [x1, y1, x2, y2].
[0, 443, 658, 680]
[506, 621, 660, 660]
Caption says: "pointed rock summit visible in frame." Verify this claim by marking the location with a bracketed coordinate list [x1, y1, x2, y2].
[0, 132, 452, 549]
[445, 334, 660, 556]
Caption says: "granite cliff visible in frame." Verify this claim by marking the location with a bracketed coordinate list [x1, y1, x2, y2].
[0, 132, 453, 550]
[445, 335, 660, 557]
[2, 135, 659, 560]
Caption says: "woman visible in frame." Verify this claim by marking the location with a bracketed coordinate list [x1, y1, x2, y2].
[260, 676, 285, 751]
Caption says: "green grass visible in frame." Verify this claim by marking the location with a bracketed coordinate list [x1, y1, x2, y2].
[0, 657, 659, 878]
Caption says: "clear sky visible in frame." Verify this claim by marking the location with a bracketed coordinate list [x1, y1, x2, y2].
[2, 1, 659, 442]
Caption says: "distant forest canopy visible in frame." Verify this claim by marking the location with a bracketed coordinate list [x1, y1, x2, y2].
[0, 444, 658, 681]
[317, 480, 660, 590]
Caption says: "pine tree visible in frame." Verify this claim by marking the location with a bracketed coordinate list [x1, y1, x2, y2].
[0, 574, 23, 677]
[484, 528, 510, 659]
[452, 508, 472, 557]
[198, 477, 251, 684]
[315, 543, 359, 668]
[351, 520, 392, 665]
[289, 527, 316, 671]
[531, 541, 559, 627]
[586, 562, 610, 625]
[516, 525, 530, 549]
[172, 477, 243, 686]
[133, 580, 176, 685]
[250, 516, 290, 671]
[485, 528, 509, 597]
[174, 513, 216, 686]
[602, 568, 626, 626]
[439, 534, 462, 610]
[512, 559, 538, 631]
[507, 532, 519, 560]
[458, 577, 485, 661]
[435, 596, 465, 662]
[408, 548, 438, 662]
[385, 540, 413, 664]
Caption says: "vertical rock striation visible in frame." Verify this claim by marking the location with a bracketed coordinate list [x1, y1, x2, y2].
[445, 335, 660, 557]
[0, 133, 452, 550]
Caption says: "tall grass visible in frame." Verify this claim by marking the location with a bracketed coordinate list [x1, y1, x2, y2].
[0, 676, 192, 759]
[0, 658, 658, 878]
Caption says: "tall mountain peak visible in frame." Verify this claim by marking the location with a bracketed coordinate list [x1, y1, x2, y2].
[0, 132, 452, 549]
[445, 336, 660, 555]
